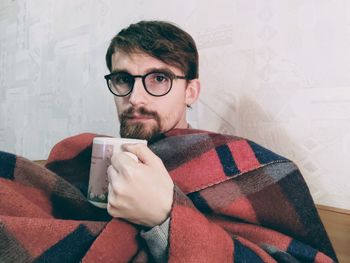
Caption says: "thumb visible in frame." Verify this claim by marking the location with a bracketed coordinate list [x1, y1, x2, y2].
[122, 143, 160, 166]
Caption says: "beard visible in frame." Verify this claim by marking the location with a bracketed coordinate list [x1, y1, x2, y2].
[119, 106, 163, 142]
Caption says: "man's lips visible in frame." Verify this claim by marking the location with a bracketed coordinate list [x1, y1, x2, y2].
[125, 115, 154, 121]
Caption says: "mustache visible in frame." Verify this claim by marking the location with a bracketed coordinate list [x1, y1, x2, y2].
[119, 106, 162, 141]
[120, 107, 159, 119]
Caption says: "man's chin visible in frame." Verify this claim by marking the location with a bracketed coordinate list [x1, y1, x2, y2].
[119, 122, 161, 141]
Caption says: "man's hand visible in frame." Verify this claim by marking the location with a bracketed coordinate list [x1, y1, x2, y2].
[107, 143, 174, 228]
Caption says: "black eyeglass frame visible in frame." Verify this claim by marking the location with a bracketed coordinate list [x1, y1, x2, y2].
[104, 71, 187, 97]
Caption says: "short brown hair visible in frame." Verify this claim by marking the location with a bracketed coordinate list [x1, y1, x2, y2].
[105, 20, 199, 79]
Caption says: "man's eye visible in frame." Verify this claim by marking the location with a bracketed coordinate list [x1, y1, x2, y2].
[112, 74, 132, 85]
[151, 73, 170, 83]
[155, 75, 166, 82]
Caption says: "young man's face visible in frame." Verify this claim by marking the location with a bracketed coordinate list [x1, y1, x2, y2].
[111, 51, 199, 141]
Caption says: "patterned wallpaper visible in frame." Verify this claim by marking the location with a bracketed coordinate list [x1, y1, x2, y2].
[0, 0, 349, 209]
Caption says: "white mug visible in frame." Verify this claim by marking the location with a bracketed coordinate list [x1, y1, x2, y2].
[87, 137, 147, 208]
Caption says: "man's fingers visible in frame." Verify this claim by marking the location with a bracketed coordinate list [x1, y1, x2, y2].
[107, 201, 121, 218]
[107, 165, 119, 188]
[107, 181, 122, 218]
[122, 143, 160, 166]
[110, 151, 138, 175]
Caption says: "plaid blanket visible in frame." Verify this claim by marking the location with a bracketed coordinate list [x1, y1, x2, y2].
[0, 128, 337, 262]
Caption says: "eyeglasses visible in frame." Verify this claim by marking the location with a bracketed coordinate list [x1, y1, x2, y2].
[104, 71, 187, 97]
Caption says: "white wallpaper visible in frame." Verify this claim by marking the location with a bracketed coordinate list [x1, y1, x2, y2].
[0, 0, 349, 210]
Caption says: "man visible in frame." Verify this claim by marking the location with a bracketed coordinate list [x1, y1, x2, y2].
[102, 21, 336, 262]
[104, 20, 200, 228]
[104, 21, 200, 261]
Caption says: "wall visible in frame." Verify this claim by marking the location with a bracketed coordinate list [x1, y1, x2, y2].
[0, 0, 349, 210]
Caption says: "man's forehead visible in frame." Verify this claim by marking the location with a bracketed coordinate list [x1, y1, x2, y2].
[111, 51, 183, 74]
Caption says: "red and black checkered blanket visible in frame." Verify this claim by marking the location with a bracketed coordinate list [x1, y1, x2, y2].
[0, 128, 337, 262]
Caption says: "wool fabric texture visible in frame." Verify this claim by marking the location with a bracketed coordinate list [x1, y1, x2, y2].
[0, 129, 337, 262]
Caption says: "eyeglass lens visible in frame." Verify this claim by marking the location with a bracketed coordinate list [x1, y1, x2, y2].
[108, 72, 172, 96]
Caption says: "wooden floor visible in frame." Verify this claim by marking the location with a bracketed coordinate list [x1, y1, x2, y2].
[317, 204, 350, 263]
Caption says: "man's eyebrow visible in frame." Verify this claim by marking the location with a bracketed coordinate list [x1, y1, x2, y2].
[110, 67, 177, 75]
[145, 67, 176, 75]
[110, 69, 130, 74]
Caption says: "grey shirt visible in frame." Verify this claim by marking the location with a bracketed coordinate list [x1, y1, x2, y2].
[140, 218, 170, 263]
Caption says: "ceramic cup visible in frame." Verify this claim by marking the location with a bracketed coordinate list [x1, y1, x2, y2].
[87, 137, 147, 208]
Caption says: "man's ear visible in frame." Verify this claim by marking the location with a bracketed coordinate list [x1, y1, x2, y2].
[185, 79, 201, 106]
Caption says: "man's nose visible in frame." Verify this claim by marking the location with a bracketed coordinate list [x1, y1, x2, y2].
[128, 78, 148, 106]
